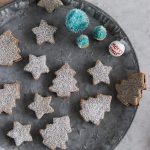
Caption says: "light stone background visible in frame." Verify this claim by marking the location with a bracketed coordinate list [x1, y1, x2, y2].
[86, 0, 150, 150]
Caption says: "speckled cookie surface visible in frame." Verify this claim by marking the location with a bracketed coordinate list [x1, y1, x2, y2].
[24, 54, 49, 80]
[28, 93, 54, 119]
[49, 63, 79, 97]
[0, 1, 140, 150]
[80, 94, 112, 125]
[0, 82, 20, 115]
[40, 116, 72, 149]
[38, 0, 63, 13]
[7, 122, 33, 146]
[0, 30, 22, 66]
[88, 60, 112, 85]
[32, 20, 57, 45]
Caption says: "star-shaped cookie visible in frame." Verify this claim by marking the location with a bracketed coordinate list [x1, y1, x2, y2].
[88, 60, 112, 85]
[0, 30, 22, 66]
[38, 0, 63, 13]
[0, 82, 20, 115]
[24, 54, 49, 80]
[80, 94, 112, 125]
[32, 20, 57, 45]
[28, 93, 54, 119]
[7, 122, 33, 146]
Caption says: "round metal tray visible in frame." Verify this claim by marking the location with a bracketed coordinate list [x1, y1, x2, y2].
[0, 0, 139, 150]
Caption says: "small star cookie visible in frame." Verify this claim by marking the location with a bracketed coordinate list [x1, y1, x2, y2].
[40, 116, 72, 150]
[49, 63, 79, 97]
[0, 30, 22, 66]
[38, 0, 63, 13]
[28, 93, 54, 119]
[24, 54, 49, 80]
[0, 82, 20, 115]
[80, 94, 112, 125]
[32, 20, 57, 45]
[7, 122, 33, 146]
[88, 60, 112, 85]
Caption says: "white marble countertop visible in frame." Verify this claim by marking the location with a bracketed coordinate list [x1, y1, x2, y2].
[87, 0, 150, 150]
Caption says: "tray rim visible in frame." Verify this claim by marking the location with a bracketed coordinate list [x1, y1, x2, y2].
[0, 0, 140, 150]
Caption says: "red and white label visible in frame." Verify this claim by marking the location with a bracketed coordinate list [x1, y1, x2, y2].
[109, 41, 125, 57]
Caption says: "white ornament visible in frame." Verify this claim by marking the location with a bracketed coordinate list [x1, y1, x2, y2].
[109, 41, 125, 57]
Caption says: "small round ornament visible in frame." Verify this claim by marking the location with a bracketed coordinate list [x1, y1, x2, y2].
[109, 41, 125, 57]
[93, 25, 107, 41]
[66, 9, 89, 33]
[76, 35, 89, 49]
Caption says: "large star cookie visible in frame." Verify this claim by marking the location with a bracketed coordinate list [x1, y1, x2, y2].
[38, 0, 63, 13]
[32, 20, 57, 45]
[0, 30, 22, 66]
[88, 60, 112, 85]
[28, 93, 54, 119]
[49, 63, 79, 97]
[24, 54, 49, 80]
[0, 82, 20, 115]
[80, 94, 112, 125]
[40, 116, 72, 149]
[7, 122, 33, 146]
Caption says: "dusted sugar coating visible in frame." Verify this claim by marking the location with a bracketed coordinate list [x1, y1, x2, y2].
[88, 60, 112, 85]
[76, 34, 89, 48]
[66, 9, 89, 33]
[38, 0, 63, 13]
[93, 25, 107, 41]
[0, 30, 22, 66]
[0, 82, 20, 115]
[40, 116, 72, 150]
[24, 54, 49, 80]
[116, 73, 146, 106]
[28, 93, 54, 119]
[7, 122, 33, 146]
[32, 20, 57, 45]
[49, 63, 79, 97]
[80, 94, 112, 125]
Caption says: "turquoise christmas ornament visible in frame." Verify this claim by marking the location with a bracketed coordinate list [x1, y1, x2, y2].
[66, 9, 89, 33]
[93, 25, 107, 41]
[76, 35, 89, 49]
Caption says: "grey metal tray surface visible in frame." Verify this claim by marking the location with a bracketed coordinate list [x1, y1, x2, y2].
[0, 0, 139, 150]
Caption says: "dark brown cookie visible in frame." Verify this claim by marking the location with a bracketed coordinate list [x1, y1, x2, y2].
[115, 73, 146, 106]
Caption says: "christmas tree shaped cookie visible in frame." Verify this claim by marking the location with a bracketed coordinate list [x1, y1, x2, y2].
[0, 30, 22, 66]
[40, 116, 72, 149]
[0, 82, 20, 114]
[49, 63, 79, 97]
[80, 94, 112, 125]
[115, 73, 146, 106]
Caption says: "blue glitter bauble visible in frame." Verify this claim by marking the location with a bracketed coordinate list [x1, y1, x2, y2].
[66, 9, 89, 33]
[76, 35, 89, 48]
[93, 25, 107, 41]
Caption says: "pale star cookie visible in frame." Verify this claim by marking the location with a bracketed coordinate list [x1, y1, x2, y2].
[28, 93, 54, 119]
[7, 122, 33, 146]
[80, 94, 112, 125]
[32, 20, 57, 45]
[88, 60, 112, 85]
[24, 54, 49, 80]
[38, 0, 63, 13]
